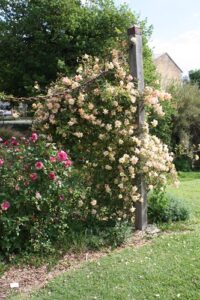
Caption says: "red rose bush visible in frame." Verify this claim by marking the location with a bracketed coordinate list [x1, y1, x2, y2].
[0, 133, 75, 255]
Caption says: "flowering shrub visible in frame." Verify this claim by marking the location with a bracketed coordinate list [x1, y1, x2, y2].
[33, 50, 178, 224]
[0, 133, 75, 255]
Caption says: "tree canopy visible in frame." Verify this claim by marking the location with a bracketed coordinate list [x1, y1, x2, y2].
[189, 69, 200, 88]
[0, 0, 156, 96]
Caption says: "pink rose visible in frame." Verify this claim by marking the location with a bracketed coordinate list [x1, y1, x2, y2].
[30, 133, 38, 143]
[57, 150, 68, 161]
[50, 156, 57, 163]
[59, 195, 65, 201]
[1, 201, 10, 211]
[11, 138, 18, 146]
[35, 192, 42, 199]
[64, 159, 72, 167]
[35, 161, 44, 170]
[30, 173, 38, 181]
[48, 171, 56, 181]
[0, 159, 4, 167]
[15, 184, 20, 191]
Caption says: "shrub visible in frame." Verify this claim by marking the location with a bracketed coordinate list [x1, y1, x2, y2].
[63, 221, 132, 252]
[32, 50, 178, 224]
[148, 190, 189, 223]
[174, 155, 192, 171]
[0, 133, 75, 256]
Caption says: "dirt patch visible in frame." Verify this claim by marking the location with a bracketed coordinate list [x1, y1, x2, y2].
[0, 231, 151, 299]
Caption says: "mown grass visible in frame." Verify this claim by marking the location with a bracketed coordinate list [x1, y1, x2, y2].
[10, 172, 200, 300]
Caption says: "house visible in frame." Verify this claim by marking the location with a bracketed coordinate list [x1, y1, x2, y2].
[154, 53, 183, 89]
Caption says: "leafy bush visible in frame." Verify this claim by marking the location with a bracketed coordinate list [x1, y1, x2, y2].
[148, 190, 189, 223]
[63, 221, 132, 252]
[0, 133, 75, 256]
[174, 155, 192, 171]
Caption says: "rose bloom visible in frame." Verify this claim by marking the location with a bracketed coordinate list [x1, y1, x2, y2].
[57, 150, 68, 161]
[50, 156, 57, 163]
[64, 159, 72, 167]
[15, 184, 20, 191]
[35, 192, 42, 199]
[90, 199, 97, 206]
[30, 133, 38, 143]
[35, 161, 44, 170]
[59, 195, 65, 201]
[1, 200, 10, 211]
[11, 138, 18, 146]
[30, 173, 38, 181]
[48, 171, 56, 181]
[0, 159, 4, 167]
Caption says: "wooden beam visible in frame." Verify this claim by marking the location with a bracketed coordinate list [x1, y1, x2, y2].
[128, 25, 148, 231]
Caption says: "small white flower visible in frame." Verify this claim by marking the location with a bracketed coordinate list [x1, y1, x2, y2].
[151, 119, 158, 127]
[91, 199, 97, 206]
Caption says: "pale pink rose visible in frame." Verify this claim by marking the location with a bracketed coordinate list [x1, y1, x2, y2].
[57, 150, 68, 161]
[1, 201, 10, 211]
[30, 173, 38, 181]
[48, 171, 56, 181]
[35, 192, 42, 199]
[50, 156, 57, 163]
[0, 159, 4, 167]
[62, 77, 72, 86]
[64, 159, 72, 167]
[30, 133, 38, 143]
[0, 137, 3, 142]
[59, 195, 65, 201]
[35, 161, 44, 170]
[15, 184, 20, 191]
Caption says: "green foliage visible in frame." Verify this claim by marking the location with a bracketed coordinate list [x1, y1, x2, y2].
[0, 0, 156, 96]
[63, 221, 132, 252]
[189, 69, 200, 88]
[168, 83, 200, 147]
[149, 100, 175, 147]
[148, 190, 189, 223]
[174, 155, 192, 172]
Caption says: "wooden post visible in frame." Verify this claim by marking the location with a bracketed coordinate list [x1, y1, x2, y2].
[127, 25, 147, 230]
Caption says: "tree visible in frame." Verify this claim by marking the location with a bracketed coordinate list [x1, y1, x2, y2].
[189, 69, 200, 88]
[169, 83, 200, 147]
[0, 0, 156, 96]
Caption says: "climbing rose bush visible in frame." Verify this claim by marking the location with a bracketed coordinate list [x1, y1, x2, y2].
[0, 133, 75, 255]
[33, 49, 178, 223]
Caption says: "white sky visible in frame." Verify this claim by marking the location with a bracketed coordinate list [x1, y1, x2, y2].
[115, 0, 200, 76]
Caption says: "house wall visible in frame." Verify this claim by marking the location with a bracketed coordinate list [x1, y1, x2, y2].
[154, 54, 182, 89]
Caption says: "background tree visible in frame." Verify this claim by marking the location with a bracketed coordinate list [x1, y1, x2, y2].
[0, 0, 156, 96]
[189, 69, 200, 88]
[166, 83, 200, 170]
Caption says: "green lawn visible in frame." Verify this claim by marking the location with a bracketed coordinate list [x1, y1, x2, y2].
[10, 172, 200, 300]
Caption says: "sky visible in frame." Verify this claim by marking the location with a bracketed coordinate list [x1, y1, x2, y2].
[115, 0, 200, 76]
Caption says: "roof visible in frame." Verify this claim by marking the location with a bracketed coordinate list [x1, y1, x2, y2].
[154, 52, 183, 73]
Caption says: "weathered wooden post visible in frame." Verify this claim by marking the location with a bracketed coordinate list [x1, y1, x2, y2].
[127, 25, 148, 230]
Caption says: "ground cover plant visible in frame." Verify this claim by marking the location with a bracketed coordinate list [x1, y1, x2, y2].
[148, 189, 189, 223]
[9, 172, 200, 300]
